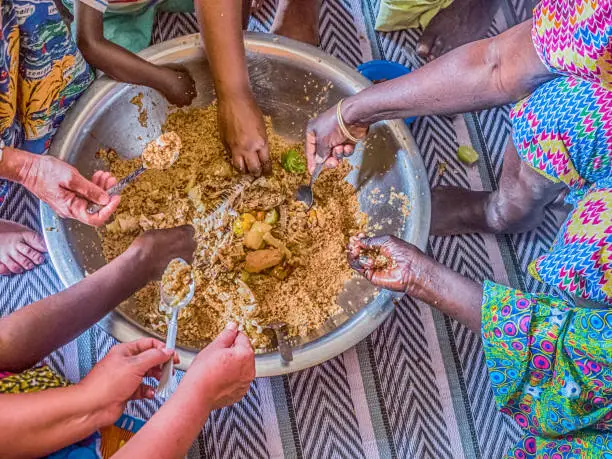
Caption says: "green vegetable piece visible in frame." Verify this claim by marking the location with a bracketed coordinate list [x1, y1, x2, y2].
[457, 145, 479, 165]
[264, 208, 279, 225]
[240, 270, 250, 282]
[232, 218, 244, 236]
[281, 149, 306, 174]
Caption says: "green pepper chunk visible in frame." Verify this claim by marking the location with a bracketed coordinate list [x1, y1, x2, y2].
[281, 149, 307, 174]
[457, 145, 479, 165]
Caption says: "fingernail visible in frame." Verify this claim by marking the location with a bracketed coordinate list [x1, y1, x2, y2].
[226, 321, 238, 330]
[162, 347, 174, 355]
[146, 388, 155, 398]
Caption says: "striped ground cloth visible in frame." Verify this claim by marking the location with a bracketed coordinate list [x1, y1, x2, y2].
[0, 0, 564, 457]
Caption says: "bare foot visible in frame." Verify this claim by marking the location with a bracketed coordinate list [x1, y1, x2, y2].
[417, 0, 501, 61]
[0, 220, 47, 275]
[270, 0, 321, 46]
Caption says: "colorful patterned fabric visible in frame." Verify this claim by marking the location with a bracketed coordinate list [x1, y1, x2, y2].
[511, 75, 612, 306]
[0, 0, 93, 202]
[481, 281, 612, 458]
[532, 0, 612, 89]
[0, 366, 142, 457]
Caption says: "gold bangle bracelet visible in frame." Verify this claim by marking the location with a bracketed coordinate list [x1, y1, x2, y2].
[336, 99, 360, 143]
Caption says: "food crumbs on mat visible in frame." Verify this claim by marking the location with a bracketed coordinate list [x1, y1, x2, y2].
[99, 103, 367, 350]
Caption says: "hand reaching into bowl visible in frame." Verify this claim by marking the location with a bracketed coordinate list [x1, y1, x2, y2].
[218, 92, 272, 177]
[8, 149, 120, 226]
[305, 100, 368, 174]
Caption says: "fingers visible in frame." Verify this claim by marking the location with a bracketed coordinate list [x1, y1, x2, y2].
[68, 172, 110, 206]
[233, 331, 253, 353]
[243, 150, 262, 177]
[232, 155, 246, 174]
[132, 347, 174, 374]
[131, 383, 156, 400]
[305, 131, 317, 174]
[209, 322, 239, 349]
[69, 194, 120, 227]
[20, 230, 47, 253]
[258, 145, 272, 176]
[92, 170, 118, 190]
[124, 337, 166, 356]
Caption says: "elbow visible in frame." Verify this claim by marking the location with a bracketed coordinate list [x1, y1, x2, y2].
[76, 33, 98, 63]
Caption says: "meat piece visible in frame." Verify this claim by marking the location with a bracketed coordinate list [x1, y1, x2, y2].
[244, 249, 283, 273]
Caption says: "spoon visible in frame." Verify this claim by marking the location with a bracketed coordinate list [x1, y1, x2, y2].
[267, 321, 293, 363]
[295, 162, 324, 210]
[157, 258, 195, 397]
[86, 134, 180, 214]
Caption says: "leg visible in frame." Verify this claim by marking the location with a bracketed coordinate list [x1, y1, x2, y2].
[417, 0, 502, 61]
[270, 0, 322, 46]
[0, 220, 47, 275]
[431, 139, 566, 236]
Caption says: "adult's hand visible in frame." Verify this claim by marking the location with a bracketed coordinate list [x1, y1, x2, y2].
[218, 93, 271, 177]
[21, 155, 120, 226]
[182, 322, 255, 411]
[305, 102, 368, 173]
[80, 338, 178, 427]
[347, 234, 433, 294]
[128, 225, 196, 279]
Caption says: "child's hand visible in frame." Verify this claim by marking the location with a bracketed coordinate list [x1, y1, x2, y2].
[80, 338, 177, 427]
[181, 322, 255, 411]
[218, 93, 271, 177]
[128, 225, 196, 279]
[159, 64, 197, 107]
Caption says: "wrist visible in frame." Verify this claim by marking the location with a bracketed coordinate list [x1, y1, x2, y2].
[215, 82, 253, 103]
[1, 147, 35, 185]
[124, 241, 158, 280]
[69, 384, 111, 430]
[341, 95, 371, 129]
[174, 372, 213, 420]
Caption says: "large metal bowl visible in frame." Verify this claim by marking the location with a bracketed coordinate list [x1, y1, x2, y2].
[41, 33, 430, 376]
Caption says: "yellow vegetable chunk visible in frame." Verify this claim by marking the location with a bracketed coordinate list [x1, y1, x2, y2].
[245, 249, 283, 273]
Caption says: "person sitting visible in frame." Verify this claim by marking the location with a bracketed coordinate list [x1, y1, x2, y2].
[0, 0, 119, 275]
[305, 0, 611, 455]
[74, 0, 322, 178]
[0, 225, 256, 457]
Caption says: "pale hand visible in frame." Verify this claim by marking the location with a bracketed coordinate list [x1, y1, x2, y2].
[80, 338, 178, 427]
[218, 94, 271, 177]
[183, 322, 255, 411]
[21, 156, 120, 227]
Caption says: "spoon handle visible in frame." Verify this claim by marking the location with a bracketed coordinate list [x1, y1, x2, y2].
[86, 166, 146, 214]
[157, 308, 179, 396]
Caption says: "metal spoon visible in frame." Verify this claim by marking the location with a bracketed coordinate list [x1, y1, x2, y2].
[86, 135, 180, 214]
[267, 321, 293, 363]
[295, 161, 324, 210]
[157, 258, 195, 397]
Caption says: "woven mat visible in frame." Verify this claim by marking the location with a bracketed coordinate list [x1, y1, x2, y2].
[0, 1, 563, 457]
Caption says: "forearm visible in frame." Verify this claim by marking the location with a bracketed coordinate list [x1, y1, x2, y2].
[343, 21, 554, 126]
[0, 386, 102, 457]
[113, 376, 211, 458]
[195, 0, 251, 99]
[76, 3, 168, 89]
[0, 147, 34, 184]
[0, 246, 153, 372]
[410, 259, 483, 333]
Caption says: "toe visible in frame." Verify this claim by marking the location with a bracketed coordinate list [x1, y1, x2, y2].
[429, 37, 445, 60]
[0, 264, 9, 276]
[5, 257, 24, 274]
[416, 31, 437, 59]
[11, 251, 35, 271]
[16, 241, 45, 265]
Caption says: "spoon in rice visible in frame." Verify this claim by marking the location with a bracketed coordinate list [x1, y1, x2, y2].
[86, 132, 181, 214]
[157, 258, 195, 397]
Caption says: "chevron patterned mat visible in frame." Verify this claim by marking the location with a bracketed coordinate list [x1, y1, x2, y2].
[0, 0, 562, 457]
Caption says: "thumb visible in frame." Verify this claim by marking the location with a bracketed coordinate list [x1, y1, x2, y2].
[21, 230, 47, 252]
[210, 322, 239, 349]
[69, 173, 110, 205]
[132, 347, 174, 374]
[305, 131, 317, 174]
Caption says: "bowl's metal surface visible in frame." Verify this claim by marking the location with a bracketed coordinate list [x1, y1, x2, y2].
[41, 33, 430, 377]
